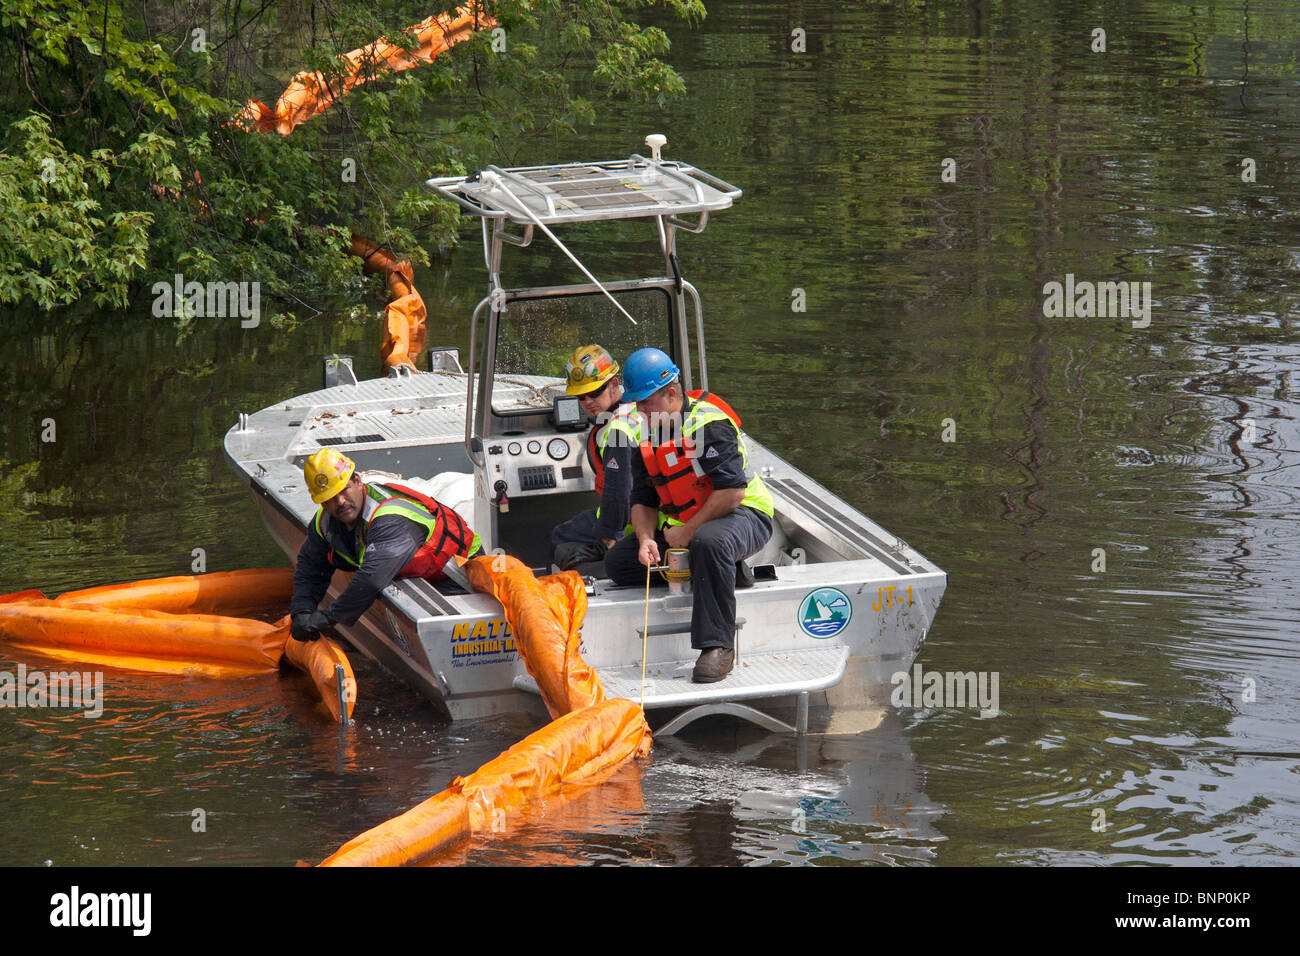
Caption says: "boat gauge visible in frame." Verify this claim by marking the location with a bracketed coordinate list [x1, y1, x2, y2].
[527, 440, 541, 455]
[547, 438, 569, 461]
[507, 442, 522, 456]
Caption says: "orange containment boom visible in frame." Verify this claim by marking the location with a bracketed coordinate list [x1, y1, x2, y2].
[464, 555, 606, 718]
[234, 5, 491, 137]
[2, 642, 275, 680]
[52, 568, 294, 618]
[318, 557, 651, 865]
[348, 235, 427, 372]
[0, 571, 295, 678]
[284, 634, 357, 723]
[0, 601, 286, 670]
[0, 572, 361, 715]
[318, 698, 650, 866]
[232, 6, 494, 373]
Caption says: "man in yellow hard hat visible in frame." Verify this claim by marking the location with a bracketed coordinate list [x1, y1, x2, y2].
[547, 344, 642, 571]
[289, 449, 481, 640]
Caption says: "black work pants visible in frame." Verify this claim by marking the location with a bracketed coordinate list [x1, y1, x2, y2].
[548, 507, 605, 568]
[604, 507, 772, 650]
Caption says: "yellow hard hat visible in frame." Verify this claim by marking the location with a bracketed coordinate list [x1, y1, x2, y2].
[564, 344, 620, 396]
[304, 449, 356, 503]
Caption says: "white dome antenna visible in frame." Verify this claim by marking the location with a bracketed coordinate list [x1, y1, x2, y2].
[645, 134, 667, 162]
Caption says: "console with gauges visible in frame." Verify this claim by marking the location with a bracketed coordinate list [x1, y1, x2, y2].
[482, 396, 595, 497]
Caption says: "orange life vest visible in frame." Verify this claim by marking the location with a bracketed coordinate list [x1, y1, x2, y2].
[686, 390, 741, 427]
[316, 482, 478, 581]
[587, 427, 606, 495]
[585, 404, 641, 496]
[638, 393, 742, 525]
[373, 483, 478, 580]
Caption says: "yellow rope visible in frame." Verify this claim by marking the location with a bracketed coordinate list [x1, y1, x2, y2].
[640, 558, 651, 708]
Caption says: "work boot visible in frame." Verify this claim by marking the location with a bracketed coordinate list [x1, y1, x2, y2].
[692, 647, 734, 683]
[735, 560, 755, 589]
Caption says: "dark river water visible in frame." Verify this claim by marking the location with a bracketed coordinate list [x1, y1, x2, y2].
[2, 0, 1298, 868]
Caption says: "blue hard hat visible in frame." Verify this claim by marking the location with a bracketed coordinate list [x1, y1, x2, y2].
[621, 348, 680, 401]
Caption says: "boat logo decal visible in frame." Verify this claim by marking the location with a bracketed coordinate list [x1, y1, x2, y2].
[797, 587, 852, 638]
[450, 618, 517, 665]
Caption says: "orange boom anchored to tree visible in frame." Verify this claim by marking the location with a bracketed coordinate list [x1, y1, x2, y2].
[234, 5, 491, 137]
[233, 3, 496, 373]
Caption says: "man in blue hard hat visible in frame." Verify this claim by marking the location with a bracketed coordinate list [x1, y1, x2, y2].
[604, 347, 774, 682]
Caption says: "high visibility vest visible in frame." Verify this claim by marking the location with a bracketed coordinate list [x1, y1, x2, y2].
[586, 403, 643, 496]
[314, 482, 480, 581]
[638, 395, 774, 526]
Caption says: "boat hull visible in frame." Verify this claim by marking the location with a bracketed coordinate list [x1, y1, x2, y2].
[246, 469, 945, 724]
[225, 371, 947, 726]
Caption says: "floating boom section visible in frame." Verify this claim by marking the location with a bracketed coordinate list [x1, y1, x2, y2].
[319, 698, 650, 866]
[0, 641, 275, 680]
[322, 790, 469, 868]
[284, 634, 357, 723]
[457, 697, 650, 829]
[1, 579, 285, 681]
[0, 601, 286, 669]
[52, 568, 294, 617]
[318, 559, 651, 866]
[464, 555, 606, 718]
[0, 575, 357, 718]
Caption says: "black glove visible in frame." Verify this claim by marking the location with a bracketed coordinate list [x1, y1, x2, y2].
[291, 610, 333, 641]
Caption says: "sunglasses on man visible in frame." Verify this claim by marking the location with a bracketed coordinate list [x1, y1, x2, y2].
[579, 378, 611, 401]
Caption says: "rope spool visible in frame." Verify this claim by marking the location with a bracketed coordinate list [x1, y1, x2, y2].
[658, 548, 691, 587]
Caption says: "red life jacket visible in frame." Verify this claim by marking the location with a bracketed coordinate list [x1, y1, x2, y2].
[638, 394, 742, 524]
[586, 405, 641, 496]
[360, 483, 477, 581]
[586, 426, 605, 495]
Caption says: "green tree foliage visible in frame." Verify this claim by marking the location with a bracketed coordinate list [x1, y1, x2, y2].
[0, 0, 706, 315]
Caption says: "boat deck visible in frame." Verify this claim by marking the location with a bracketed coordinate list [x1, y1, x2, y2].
[515, 645, 850, 710]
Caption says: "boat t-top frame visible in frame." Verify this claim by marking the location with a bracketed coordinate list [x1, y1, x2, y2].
[424, 136, 741, 466]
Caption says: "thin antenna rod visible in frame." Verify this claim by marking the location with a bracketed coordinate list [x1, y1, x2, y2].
[477, 171, 639, 326]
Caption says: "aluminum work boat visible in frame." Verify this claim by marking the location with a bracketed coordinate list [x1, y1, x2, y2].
[223, 137, 946, 734]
